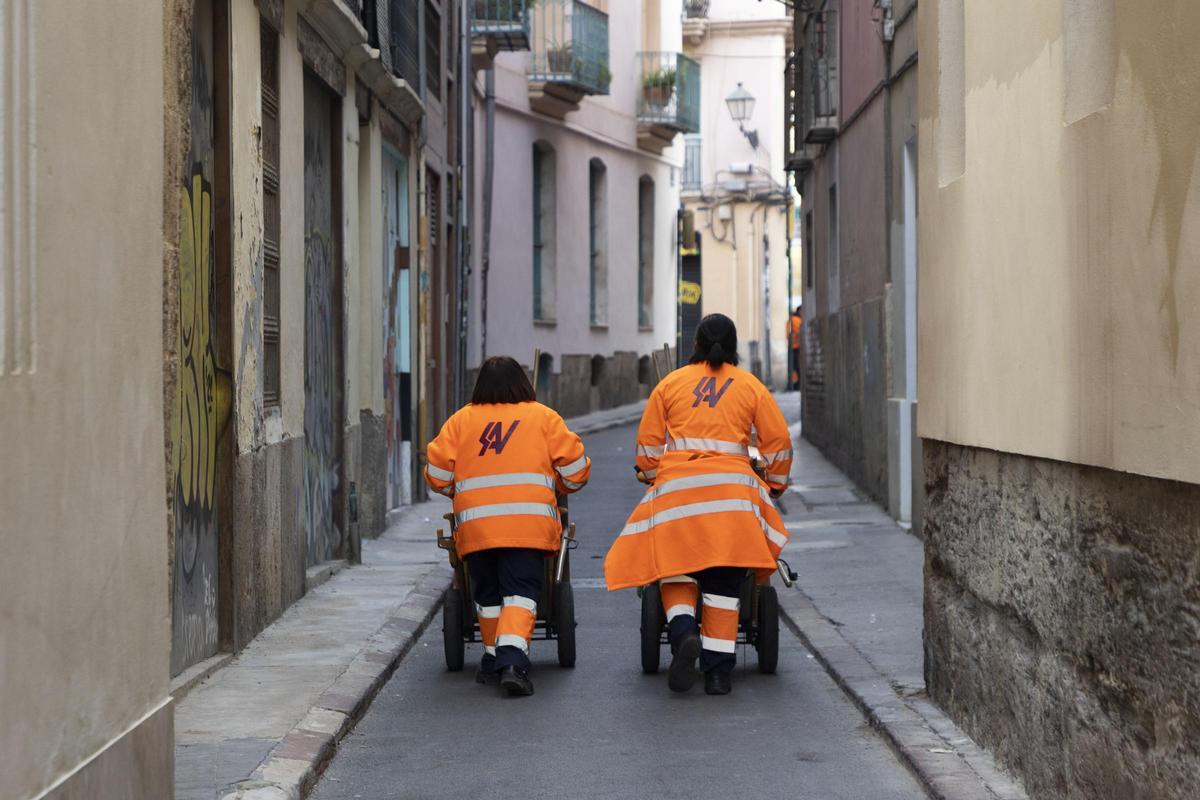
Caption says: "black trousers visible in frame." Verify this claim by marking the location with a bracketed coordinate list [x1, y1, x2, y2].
[467, 548, 544, 673]
[666, 566, 745, 674]
[790, 347, 802, 390]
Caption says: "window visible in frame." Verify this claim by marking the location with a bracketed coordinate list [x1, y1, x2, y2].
[805, 211, 814, 289]
[588, 159, 607, 325]
[424, 0, 442, 100]
[828, 182, 839, 309]
[638, 176, 655, 329]
[532, 142, 556, 322]
[261, 23, 282, 408]
[682, 134, 702, 192]
[389, 0, 419, 88]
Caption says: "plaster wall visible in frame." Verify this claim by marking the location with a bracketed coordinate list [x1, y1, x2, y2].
[0, 1, 172, 796]
[918, 0, 1200, 484]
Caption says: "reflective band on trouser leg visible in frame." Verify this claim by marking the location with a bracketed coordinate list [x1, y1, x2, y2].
[660, 580, 699, 622]
[700, 593, 739, 654]
[475, 603, 501, 651]
[497, 595, 537, 654]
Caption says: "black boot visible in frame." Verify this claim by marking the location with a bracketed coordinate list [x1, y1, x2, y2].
[475, 665, 500, 686]
[704, 670, 732, 695]
[499, 666, 534, 697]
[668, 629, 701, 693]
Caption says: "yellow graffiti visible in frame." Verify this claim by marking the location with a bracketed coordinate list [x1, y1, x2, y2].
[678, 280, 702, 305]
[175, 172, 218, 511]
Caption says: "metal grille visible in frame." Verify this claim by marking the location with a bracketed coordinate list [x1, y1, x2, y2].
[389, 0, 420, 87]
[425, 0, 441, 99]
[636, 51, 700, 133]
[261, 23, 282, 407]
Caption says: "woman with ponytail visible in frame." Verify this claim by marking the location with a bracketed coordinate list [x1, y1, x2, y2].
[604, 314, 793, 695]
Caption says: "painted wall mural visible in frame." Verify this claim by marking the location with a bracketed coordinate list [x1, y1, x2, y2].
[172, 0, 220, 677]
[302, 73, 343, 566]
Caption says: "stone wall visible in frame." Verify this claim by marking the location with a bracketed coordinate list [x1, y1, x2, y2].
[802, 298, 889, 503]
[923, 440, 1200, 800]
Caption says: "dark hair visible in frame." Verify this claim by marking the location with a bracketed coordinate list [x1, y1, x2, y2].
[688, 313, 739, 370]
[794, 306, 802, 315]
[471, 356, 536, 404]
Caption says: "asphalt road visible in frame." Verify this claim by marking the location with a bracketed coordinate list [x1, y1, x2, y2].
[313, 414, 929, 800]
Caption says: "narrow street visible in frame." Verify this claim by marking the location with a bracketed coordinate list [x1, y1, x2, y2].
[313, 406, 928, 800]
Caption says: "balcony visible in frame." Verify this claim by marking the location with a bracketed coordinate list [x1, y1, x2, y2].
[636, 52, 700, 154]
[471, 0, 531, 71]
[800, 9, 838, 144]
[527, 0, 610, 119]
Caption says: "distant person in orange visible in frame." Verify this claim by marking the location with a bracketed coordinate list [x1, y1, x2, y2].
[605, 314, 792, 695]
[787, 305, 803, 391]
[425, 356, 590, 696]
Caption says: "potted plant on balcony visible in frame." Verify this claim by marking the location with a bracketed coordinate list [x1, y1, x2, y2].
[596, 60, 612, 88]
[547, 42, 573, 74]
[642, 67, 676, 108]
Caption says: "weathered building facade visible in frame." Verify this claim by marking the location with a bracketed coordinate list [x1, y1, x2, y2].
[681, 0, 792, 387]
[919, 2, 1200, 798]
[466, 0, 687, 415]
[2, 0, 465, 795]
[789, 0, 920, 525]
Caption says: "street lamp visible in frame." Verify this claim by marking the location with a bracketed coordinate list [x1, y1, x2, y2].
[725, 82, 759, 149]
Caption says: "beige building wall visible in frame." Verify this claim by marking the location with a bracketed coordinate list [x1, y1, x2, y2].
[918, 0, 1200, 484]
[0, 2, 173, 797]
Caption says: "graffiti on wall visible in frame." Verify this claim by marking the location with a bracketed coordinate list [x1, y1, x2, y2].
[302, 73, 343, 566]
[172, 0, 220, 677]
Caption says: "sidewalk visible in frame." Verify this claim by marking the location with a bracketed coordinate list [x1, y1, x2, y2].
[772, 393, 1027, 800]
[174, 496, 453, 800]
[172, 400, 645, 800]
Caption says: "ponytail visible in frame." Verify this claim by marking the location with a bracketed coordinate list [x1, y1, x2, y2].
[689, 313, 739, 370]
[707, 342, 725, 370]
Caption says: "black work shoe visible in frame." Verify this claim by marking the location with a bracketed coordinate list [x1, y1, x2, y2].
[499, 666, 534, 697]
[667, 630, 701, 693]
[704, 671, 732, 696]
[475, 666, 500, 686]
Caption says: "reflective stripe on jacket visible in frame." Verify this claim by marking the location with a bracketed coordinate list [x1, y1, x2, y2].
[424, 401, 590, 557]
[605, 363, 792, 590]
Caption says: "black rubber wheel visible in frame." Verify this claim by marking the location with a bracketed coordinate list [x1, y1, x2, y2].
[756, 585, 779, 674]
[640, 583, 665, 674]
[443, 587, 466, 672]
[555, 581, 577, 668]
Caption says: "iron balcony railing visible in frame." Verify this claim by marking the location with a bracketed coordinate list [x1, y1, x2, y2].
[528, 0, 610, 96]
[683, 0, 709, 19]
[471, 0, 530, 50]
[636, 52, 700, 133]
[389, 0, 420, 88]
[801, 8, 838, 143]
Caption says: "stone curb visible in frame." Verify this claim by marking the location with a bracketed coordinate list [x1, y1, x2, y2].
[218, 568, 453, 800]
[776, 588, 1027, 800]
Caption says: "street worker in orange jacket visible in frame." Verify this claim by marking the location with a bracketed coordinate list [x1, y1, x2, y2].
[787, 306, 803, 390]
[604, 314, 792, 695]
[425, 356, 590, 696]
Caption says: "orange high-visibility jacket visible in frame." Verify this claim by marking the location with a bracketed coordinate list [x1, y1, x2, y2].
[787, 314, 803, 350]
[604, 363, 793, 591]
[424, 401, 590, 558]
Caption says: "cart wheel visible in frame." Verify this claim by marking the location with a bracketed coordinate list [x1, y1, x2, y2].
[443, 587, 466, 672]
[640, 583, 665, 674]
[555, 581, 577, 668]
[756, 585, 779, 674]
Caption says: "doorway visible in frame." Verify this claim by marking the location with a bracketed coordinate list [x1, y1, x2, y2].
[302, 70, 345, 566]
[384, 149, 413, 508]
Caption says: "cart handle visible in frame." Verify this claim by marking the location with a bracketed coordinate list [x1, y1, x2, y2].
[554, 522, 577, 584]
[776, 558, 798, 588]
